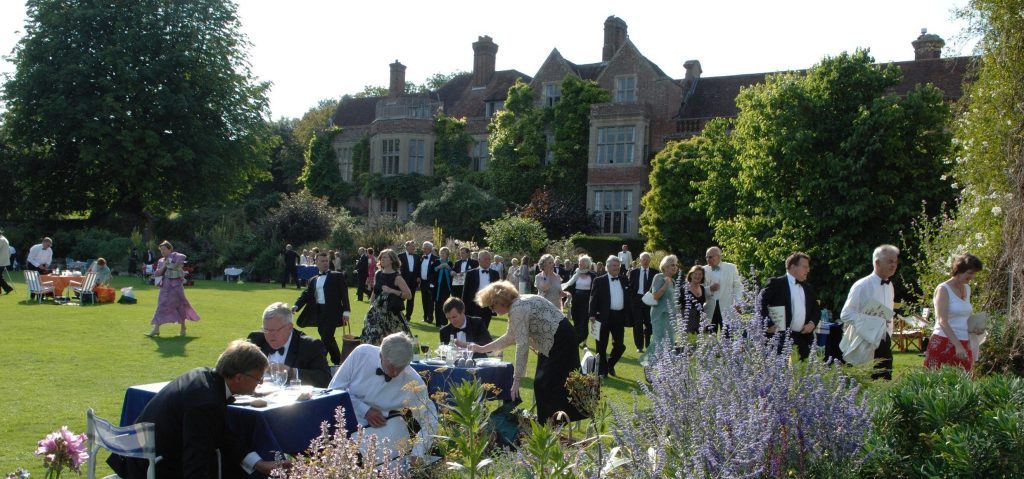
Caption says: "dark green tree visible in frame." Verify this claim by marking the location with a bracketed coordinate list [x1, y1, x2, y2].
[482, 214, 548, 257]
[1, 0, 270, 223]
[487, 79, 548, 205]
[432, 113, 473, 180]
[692, 50, 954, 308]
[411, 180, 505, 241]
[301, 127, 351, 206]
[550, 76, 609, 198]
[521, 188, 597, 240]
[292, 98, 340, 154]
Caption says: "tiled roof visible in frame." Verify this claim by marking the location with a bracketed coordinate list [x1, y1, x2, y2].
[330, 96, 381, 127]
[573, 62, 606, 81]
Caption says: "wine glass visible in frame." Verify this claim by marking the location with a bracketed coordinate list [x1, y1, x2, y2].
[272, 365, 288, 388]
[420, 343, 429, 355]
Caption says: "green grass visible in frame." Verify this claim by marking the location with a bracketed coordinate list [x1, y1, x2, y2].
[0, 274, 926, 475]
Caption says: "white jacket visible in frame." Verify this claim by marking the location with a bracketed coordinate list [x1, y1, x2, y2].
[702, 262, 744, 320]
[840, 315, 888, 365]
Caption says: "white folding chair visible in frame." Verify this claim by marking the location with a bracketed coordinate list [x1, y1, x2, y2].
[23, 270, 54, 303]
[86, 408, 161, 479]
[70, 272, 98, 305]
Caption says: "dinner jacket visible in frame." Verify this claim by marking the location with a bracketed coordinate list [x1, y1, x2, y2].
[758, 274, 820, 331]
[461, 267, 500, 320]
[294, 270, 351, 328]
[107, 368, 244, 479]
[627, 266, 659, 296]
[400, 251, 421, 287]
[355, 253, 369, 279]
[453, 258, 479, 275]
[589, 273, 632, 325]
[439, 315, 494, 357]
[246, 329, 332, 388]
[702, 261, 744, 321]
[418, 252, 437, 285]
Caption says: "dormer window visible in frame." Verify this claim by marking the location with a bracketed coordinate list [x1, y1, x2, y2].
[543, 82, 561, 107]
[485, 100, 504, 117]
[615, 75, 637, 104]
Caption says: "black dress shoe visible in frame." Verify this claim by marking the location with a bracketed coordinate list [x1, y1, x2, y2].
[608, 367, 617, 377]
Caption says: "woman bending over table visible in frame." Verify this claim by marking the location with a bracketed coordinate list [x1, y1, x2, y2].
[147, 241, 200, 337]
[924, 253, 983, 371]
[460, 281, 585, 423]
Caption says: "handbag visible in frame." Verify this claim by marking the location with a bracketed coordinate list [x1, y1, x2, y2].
[642, 290, 659, 306]
[385, 292, 404, 314]
[340, 321, 361, 364]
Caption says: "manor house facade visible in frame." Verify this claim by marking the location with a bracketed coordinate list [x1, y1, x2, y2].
[329, 17, 970, 237]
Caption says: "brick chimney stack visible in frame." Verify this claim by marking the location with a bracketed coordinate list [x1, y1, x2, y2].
[472, 35, 498, 88]
[389, 60, 406, 97]
[602, 16, 628, 62]
[912, 28, 945, 60]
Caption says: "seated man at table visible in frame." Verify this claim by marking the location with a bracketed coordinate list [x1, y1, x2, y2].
[107, 340, 285, 478]
[247, 302, 332, 388]
[328, 333, 438, 461]
[439, 297, 492, 358]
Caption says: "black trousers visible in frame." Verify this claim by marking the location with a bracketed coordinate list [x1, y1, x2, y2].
[872, 333, 894, 380]
[0, 266, 12, 293]
[570, 290, 591, 344]
[403, 276, 418, 322]
[774, 329, 814, 360]
[316, 305, 342, 365]
[420, 280, 435, 323]
[281, 265, 299, 288]
[535, 319, 586, 423]
[709, 300, 723, 333]
[596, 309, 627, 375]
[356, 274, 367, 300]
[631, 294, 652, 350]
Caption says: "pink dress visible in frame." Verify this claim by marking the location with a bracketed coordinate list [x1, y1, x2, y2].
[366, 256, 377, 289]
[151, 252, 200, 326]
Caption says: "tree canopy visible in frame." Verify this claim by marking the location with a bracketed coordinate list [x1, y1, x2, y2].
[1, 0, 270, 222]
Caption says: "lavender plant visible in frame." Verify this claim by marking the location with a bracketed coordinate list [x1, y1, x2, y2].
[612, 269, 872, 478]
[271, 407, 404, 479]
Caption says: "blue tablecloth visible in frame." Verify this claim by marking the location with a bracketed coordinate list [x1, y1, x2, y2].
[297, 266, 319, 281]
[120, 382, 358, 457]
[410, 361, 514, 401]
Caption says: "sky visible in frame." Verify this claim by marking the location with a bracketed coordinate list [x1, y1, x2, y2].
[0, 0, 977, 120]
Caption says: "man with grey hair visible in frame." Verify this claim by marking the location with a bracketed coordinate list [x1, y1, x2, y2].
[247, 302, 331, 387]
[419, 241, 438, 323]
[109, 340, 286, 478]
[840, 245, 900, 380]
[628, 251, 658, 352]
[702, 246, 744, 333]
[589, 255, 631, 377]
[461, 249, 499, 329]
[328, 333, 438, 459]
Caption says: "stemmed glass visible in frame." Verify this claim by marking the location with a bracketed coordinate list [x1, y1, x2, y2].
[271, 364, 288, 388]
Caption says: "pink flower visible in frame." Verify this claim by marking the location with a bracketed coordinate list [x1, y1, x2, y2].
[35, 426, 89, 476]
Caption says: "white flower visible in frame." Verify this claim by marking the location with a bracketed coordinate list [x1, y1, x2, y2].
[992, 206, 1003, 216]
[976, 232, 984, 240]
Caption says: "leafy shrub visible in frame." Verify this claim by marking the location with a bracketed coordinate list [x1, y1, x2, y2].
[257, 191, 335, 247]
[411, 180, 505, 242]
[354, 217, 408, 254]
[975, 312, 1024, 377]
[861, 367, 1024, 477]
[482, 214, 547, 258]
[58, 228, 133, 270]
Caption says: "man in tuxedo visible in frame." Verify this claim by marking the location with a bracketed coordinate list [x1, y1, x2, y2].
[418, 241, 438, 323]
[247, 302, 331, 387]
[758, 252, 821, 360]
[293, 252, 351, 366]
[451, 247, 478, 300]
[461, 250, 500, 329]
[628, 252, 658, 353]
[617, 244, 633, 269]
[400, 240, 420, 323]
[703, 246, 745, 333]
[439, 297, 493, 357]
[355, 247, 369, 301]
[281, 244, 300, 289]
[107, 340, 284, 478]
[589, 255, 631, 378]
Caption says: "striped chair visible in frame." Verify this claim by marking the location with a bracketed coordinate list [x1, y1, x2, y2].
[23, 270, 54, 303]
[86, 408, 160, 479]
[70, 272, 98, 305]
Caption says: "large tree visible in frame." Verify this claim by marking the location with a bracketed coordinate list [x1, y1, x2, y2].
[692, 50, 954, 308]
[1, 0, 270, 222]
[487, 79, 548, 205]
[549, 76, 609, 198]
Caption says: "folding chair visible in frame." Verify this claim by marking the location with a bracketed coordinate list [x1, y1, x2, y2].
[86, 408, 161, 479]
[70, 272, 98, 305]
[23, 270, 54, 303]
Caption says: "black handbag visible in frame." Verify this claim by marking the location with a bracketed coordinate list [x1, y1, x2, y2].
[385, 292, 404, 314]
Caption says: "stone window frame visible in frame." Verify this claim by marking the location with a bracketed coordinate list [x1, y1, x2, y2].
[337, 146, 353, 182]
[594, 189, 633, 234]
[543, 82, 561, 107]
[485, 100, 504, 117]
[381, 138, 401, 175]
[596, 125, 636, 164]
[379, 197, 399, 216]
[614, 75, 637, 104]
[408, 139, 426, 174]
[471, 139, 489, 171]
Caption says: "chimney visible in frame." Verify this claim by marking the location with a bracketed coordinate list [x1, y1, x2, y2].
[912, 28, 944, 60]
[683, 60, 703, 81]
[472, 35, 498, 88]
[389, 60, 406, 96]
[602, 16, 628, 62]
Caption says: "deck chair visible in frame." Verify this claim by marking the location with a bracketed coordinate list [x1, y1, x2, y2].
[86, 408, 161, 479]
[23, 270, 54, 303]
[70, 272, 98, 305]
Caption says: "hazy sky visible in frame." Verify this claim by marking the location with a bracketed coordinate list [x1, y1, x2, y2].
[1, 0, 976, 120]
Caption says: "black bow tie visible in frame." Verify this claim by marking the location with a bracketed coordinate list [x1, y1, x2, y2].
[272, 347, 285, 356]
[610, 277, 619, 281]
[375, 368, 392, 382]
[712, 266, 721, 271]
[227, 396, 236, 404]
[880, 278, 891, 285]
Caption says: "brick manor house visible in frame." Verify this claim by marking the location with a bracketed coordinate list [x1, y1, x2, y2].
[329, 17, 970, 237]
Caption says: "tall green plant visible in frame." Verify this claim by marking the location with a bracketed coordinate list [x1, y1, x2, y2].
[438, 380, 494, 479]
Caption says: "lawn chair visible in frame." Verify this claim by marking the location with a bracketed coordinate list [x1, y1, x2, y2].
[86, 408, 161, 479]
[23, 270, 54, 303]
[70, 272, 98, 305]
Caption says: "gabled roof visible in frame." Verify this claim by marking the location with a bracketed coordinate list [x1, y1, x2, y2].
[330, 96, 382, 127]
[441, 69, 532, 118]
[597, 39, 670, 82]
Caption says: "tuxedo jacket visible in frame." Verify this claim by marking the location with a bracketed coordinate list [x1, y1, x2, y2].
[246, 330, 331, 387]
[355, 254, 369, 279]
[461, 267, 500, 318]
[107, 368, 243, 479]
[400, 251, 421, 286]
[439, 315, 494, 356]
[758, 275, 820, 331]
[589, 273, 632, 324]
[627, 266, 659, 297]
[294, 271, 351, 328]
[417, 253, 437, 286]
[283, 249, 299, 268]
[453, 258, 479, 275]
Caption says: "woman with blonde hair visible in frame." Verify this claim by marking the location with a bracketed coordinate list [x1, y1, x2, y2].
[562, 255, 596, 344]
[460, 281, 584, 423]
[361, 249, 412, 345]
[535, 254, 566, 308]
[641, 255, 681, 366]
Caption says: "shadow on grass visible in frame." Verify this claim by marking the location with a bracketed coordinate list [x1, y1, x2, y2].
[149, 335, 198, 357]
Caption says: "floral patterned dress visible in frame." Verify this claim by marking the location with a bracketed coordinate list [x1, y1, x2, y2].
[360, 270, 410, 346]
[151, 252, 200, 326]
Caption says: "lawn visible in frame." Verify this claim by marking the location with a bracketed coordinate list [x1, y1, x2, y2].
[0, 274, 925, 476]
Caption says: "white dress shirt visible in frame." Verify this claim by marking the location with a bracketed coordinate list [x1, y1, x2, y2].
[27, 243, 52, 268]
[636, 268, 649, 294]
[315, 274, 328, 304]
[786, 273, 807, 332]
[840, 272, 896, 336]
[328, 345, 437, 457]
[420, 255, 431, 280]
[617, 251, 633, 267]
[267, 332, 292, 364]
[405, 253, 416, 274]
[478, 268, 491, 289]
[608, 275, 624, 311]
